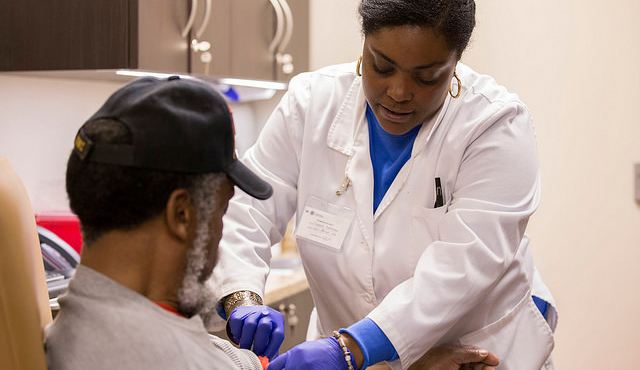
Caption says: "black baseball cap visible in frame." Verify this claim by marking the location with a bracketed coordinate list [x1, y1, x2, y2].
[72, 75, 272, 200]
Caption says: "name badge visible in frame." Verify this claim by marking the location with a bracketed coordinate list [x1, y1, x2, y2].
[295, 195, 355, 250]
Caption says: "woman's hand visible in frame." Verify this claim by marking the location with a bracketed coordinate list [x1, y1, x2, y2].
[267, 337, 353, 370]
[407, 344, 500, 370]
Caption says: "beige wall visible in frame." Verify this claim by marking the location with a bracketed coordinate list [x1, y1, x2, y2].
[465, 2, 640, 368]
[310, 0, 640, 368]
[309, 0, 362, 69]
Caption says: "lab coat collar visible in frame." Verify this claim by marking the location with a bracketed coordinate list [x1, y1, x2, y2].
[326, 77, 375, 248]
[325, 76, 451, 157]
[326, 77, 366, 155]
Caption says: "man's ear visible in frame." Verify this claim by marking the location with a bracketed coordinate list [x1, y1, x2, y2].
[165, 188, 194, 242]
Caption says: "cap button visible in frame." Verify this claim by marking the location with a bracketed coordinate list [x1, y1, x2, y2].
[168, 75, 180, 81]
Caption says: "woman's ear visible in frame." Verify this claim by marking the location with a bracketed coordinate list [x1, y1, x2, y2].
[165, 188, 194, 242]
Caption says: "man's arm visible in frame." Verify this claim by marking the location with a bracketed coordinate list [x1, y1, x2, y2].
[341, 332, 499, 370]
[407, 344, 499, 370]
[267, 333, 499, 370]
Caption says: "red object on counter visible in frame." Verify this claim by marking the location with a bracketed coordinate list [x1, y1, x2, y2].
[35, 211, 82, 254]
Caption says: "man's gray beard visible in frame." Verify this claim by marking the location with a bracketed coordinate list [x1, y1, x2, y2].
[176, 173, 224, 325]
[176, 221, 218, 323]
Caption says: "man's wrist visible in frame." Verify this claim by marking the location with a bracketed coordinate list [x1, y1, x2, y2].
[222, 290, 263, 318]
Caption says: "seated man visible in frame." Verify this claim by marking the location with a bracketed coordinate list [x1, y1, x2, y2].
[44, 76, 499, 370]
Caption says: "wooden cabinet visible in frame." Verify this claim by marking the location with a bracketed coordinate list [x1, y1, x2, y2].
[0, 0, 189, 72]
[0, 0, 308, 82]
[271, 288, 313, 352]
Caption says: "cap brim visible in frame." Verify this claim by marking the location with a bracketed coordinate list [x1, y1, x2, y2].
[226, 160, 273, 200]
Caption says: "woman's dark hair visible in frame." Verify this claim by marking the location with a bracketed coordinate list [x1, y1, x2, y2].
[358, 0, 476, 58]
[66, 119, 206, 246]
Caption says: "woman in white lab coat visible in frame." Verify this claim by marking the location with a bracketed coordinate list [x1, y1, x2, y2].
[212, 0, 557, 369]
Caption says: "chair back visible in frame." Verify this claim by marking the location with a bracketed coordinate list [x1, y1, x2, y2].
[0, 156, 52, 370]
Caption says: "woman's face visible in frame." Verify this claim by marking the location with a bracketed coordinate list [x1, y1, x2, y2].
[361, 25, 458, 135]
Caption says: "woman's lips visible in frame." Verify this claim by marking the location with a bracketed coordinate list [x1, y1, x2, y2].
[379, 105, 412, 123]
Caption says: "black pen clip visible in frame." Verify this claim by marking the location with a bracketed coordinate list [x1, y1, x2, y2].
[434, 177, 444, 208]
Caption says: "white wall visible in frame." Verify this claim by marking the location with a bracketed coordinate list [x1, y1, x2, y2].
[309, 0, 640, 368]
[0, 75, 260, 211]
[0, 76, 123, 210]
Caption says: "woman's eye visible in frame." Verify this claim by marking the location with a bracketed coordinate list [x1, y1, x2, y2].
[372, 63, 393, 75]
[416, 76, 438, 86]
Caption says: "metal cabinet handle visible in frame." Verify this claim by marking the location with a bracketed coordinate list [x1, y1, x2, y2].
[278, 303, 299, 332]
[182, 0, 212, 40]
[181, 0, 213, 74]
[287, 303, 299, 329]
[181, 0, 199, 38]
[268, 0, 286, 55]
[194, 0, 212, 39]
[276, 0, 293, 53]
[274, 0, 294, 75]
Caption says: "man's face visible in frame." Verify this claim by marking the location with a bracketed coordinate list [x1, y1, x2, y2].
[177, 176, 234, 318]
[201, 178, 234, 281]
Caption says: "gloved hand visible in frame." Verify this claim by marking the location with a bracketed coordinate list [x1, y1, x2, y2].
[267, 337, 354, 370]
[227, 305, 285, 360]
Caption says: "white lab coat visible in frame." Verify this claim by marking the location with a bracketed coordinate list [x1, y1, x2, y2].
[212, 62, 557, 370]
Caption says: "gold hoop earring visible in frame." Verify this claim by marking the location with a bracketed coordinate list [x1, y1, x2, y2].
[356, 56, 362, 77]
[449, 71, 461, 98]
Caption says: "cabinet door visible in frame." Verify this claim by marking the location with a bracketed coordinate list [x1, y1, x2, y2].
[193, 0, 275, 81]
[189, 0, 232, 76]
[195, 0, 309, 82]
[273, 0, 309, 82]
[0, 0, 189, 73]
[227, 0, 276, 81]
[228, 0, 309, 81]
[0, 0, 130, 71]
[272, 288, 313, 352]
[136, 0, 190, 73]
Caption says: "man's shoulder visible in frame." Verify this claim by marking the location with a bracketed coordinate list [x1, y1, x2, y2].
[45, 308, 261, 369]
[45, 286, 180, 368]
[44, 267, 261, 369]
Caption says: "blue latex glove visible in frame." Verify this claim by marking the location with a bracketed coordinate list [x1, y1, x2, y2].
[267, 337, 354, 370]
[227, 305, 285, 360]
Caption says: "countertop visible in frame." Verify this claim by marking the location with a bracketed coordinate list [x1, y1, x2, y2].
[264, 253, 309, 305]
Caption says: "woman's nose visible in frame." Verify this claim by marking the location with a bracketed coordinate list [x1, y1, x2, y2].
[386, 75, 412, 102]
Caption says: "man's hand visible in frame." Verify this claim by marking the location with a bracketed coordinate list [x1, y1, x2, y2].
[408, 344, 500, 370]
[227, 305, 285, 360]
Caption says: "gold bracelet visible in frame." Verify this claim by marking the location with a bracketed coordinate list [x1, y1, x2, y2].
[332, 331, 354, 370]
[222, 290, 263, 318]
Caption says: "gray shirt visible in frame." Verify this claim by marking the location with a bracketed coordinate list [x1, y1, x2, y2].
[45, 265, 262, 370]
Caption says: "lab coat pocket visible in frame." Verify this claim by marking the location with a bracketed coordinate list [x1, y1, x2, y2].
[458, 292, 554, 370]
[409, 205, 447, 262]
